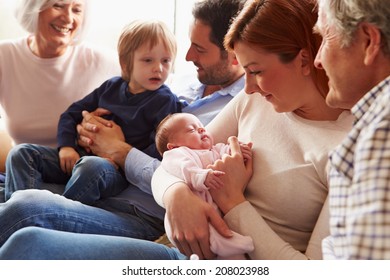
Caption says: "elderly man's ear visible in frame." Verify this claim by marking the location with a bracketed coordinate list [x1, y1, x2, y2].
[360, 22, 382, 66]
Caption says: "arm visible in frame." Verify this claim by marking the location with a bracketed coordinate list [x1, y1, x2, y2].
[76, 110, 128, 169]
[152, 99, 240, 259]
[343, 119, 390, 259]
[223, 195, 329, 260]
[77, 110, 161, 195]
[162, 148, 214, 191]
[210, 137, 327, 260]
[202, 93, 329, 259]
[155, 177, 233, 259]
[57, 88, 103, 149]
[208, 137, 251, 214]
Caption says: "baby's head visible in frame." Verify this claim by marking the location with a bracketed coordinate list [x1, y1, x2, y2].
[156, 113, 214, 156]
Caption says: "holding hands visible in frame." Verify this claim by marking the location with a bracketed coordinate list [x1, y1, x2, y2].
[208, 136, 253, 215]
[76, 109, 131, 169]
[205, 138, 252, 191]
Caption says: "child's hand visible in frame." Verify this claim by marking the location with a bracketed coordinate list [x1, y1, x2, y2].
[59, 147, 80, 175]
[204, 170, 225, 190]
[239, 142, 253, 163]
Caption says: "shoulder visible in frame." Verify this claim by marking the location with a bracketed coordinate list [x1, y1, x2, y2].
[96, 76, 124, 89]
[0, 37, 26, 55]
[163, 146, 194, 158]
[155, 85, 180, 101]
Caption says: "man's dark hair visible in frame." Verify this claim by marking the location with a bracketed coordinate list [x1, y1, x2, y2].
[192, 0, 247, 51]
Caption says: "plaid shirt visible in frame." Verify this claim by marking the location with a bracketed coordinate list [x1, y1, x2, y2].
[323, 75, 390, 259]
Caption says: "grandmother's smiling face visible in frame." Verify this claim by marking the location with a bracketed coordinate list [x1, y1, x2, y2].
[35, 0, 85, 57]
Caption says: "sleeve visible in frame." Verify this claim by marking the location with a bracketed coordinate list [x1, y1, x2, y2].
[57, 85, 104, 148]
[161, 148, 210, 192]
[223, 196, 329, 260]
[152, 165, 183, 207]
[346, 116, 390, 259]
[123, 147, 161, 195]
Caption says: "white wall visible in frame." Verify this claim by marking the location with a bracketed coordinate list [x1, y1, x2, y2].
[0, 0, 197, 75]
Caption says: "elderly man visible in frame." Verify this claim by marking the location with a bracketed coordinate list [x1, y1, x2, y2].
[314, 0, 390, 259]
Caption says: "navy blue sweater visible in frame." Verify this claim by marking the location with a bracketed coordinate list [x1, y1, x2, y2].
[57, 76, 182, 160]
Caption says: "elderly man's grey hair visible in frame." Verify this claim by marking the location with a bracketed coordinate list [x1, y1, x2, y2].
[14, 0, 90, 44]
[318, 0, 390, 55]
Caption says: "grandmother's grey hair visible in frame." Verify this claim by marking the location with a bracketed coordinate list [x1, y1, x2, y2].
[318, 0, 390, 55]
[14, 0, 90, 44]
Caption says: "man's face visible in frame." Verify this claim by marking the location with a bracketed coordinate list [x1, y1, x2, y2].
[185, 20, 234, 86]
[314, 9, 370, 109]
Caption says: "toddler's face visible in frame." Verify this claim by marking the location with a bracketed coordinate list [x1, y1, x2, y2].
[129, 41, 173, 94]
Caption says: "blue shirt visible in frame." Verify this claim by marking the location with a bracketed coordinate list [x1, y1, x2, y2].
[115, 75, 245, 220]
[58, 76, 182, 160]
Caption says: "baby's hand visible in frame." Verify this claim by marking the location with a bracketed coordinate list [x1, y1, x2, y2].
[239, 142, 253, 163]
[59, 147, 80, 175]
[204, 170, 225, 190]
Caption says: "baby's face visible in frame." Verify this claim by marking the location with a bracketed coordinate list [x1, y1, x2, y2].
[168, 114, 213, 150]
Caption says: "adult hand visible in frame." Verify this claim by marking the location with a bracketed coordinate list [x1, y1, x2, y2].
[77, 110, 131, 169]
[164, 183, 233, 259]
[209, 136, 253, 215]
[77, 108, 113, 147]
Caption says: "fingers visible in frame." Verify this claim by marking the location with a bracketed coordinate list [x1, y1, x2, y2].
[65, 161, 73, 175]
[212, 170, 225, 177]
[227, 136, 243, 157]
[208, 207, 233, 238]
[207, 176, 224, 189]
[81, 110, 93, 123]
[174, 234, 209, 259]
[60, 158, 67, 174]
[60, 158, 75, 175]
[77, 124, 94, 145]
[244, 149, 253, 173]
[241, 146, 252, 162]
[82, 110, 112, 128]
[91, 108, 111, 117]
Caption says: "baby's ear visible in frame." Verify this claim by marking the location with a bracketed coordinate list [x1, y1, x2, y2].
[167, 143, 175, 150]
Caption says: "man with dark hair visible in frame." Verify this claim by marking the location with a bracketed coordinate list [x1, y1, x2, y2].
[171, 0, 246, 124]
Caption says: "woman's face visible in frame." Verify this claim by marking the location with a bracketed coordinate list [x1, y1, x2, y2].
[234, 41, 309, 113]
[36, 0, 84, 56]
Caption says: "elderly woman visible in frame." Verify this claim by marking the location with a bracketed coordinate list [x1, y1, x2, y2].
[0, 0, 120, 170]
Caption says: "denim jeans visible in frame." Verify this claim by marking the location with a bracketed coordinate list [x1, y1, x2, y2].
[0, 227, 185, 260]
[5, 144, 128, 204]
[0, 189, 165, 247]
